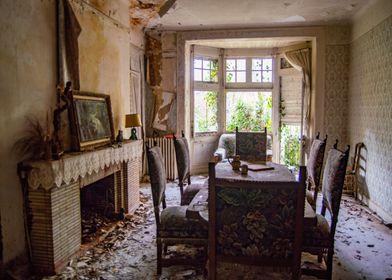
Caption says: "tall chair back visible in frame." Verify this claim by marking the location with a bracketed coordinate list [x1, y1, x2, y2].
[306, 133, 327, 209]
[235, 127, 267, 162]
[173, 131, 207, 205]
[208, 162, 306, 280]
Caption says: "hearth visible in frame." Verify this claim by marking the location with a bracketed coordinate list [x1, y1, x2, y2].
[80, 175, 123, 243]
[24, 141, 142, 275]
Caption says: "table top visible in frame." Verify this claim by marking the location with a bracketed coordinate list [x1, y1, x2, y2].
[215, 161, 295, 183]
[186, 162, 317, 227]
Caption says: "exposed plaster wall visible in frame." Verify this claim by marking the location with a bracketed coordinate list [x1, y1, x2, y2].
[324, 26, 350, 151]
[348, 5, 392, 222]
[70, 0, 131, 133]
[0, 0, 56, 263]
[0, 0, 137, 264]
[144, 32, 177, 136]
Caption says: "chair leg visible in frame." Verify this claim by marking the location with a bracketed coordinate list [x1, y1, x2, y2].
[326, 248, 333, 280]
[157, 242, 162, 275]
[164, 244, 168, 254]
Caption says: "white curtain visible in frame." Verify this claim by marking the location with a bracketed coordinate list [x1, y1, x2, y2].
[284, 48, 311, 164]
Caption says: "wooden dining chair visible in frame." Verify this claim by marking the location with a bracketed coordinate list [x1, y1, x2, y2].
[302, 143, 350, 280]
[173, 132, 207, 205]
[235, 127, 267, 162]
[146, 145, 208, 275]
[208, 162, 306, 280]
[306, 132, 328, 210]
[343, 142, 364, 199]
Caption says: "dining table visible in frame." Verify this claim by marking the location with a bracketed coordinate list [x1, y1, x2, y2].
[186, 161, 317, 227]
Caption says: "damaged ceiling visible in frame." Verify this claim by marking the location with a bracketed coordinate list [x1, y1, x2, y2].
[130, 0, 374, 30]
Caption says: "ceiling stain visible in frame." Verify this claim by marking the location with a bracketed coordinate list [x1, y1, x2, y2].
[129, 0, 169, 28]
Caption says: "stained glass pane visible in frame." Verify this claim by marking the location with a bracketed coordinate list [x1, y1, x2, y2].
[226, 71, 235, 82]
[252, 59, 262, 70]
[226, 59, 235, 70]
[262, 71, 272, 82]
[263, 58, 273, 70]
[252, 71, 262, 82]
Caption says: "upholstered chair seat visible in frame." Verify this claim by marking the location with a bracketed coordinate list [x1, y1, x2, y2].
[303, 214, 331, 247]
[159, 206, 208, 238]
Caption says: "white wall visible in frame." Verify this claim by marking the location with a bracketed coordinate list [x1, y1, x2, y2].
[0, 0, 57, 263]
[347, 1, 392, 223]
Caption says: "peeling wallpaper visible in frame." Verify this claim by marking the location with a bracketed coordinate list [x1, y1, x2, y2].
[348, 15, 392, 221]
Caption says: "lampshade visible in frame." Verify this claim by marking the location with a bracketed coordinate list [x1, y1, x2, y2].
[125, 113, 142, 128]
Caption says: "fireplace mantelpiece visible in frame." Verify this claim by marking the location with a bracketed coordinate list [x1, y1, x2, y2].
[25, 140, 142, 274]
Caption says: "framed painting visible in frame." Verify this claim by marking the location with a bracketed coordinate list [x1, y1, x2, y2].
[69, 91, 114, 151]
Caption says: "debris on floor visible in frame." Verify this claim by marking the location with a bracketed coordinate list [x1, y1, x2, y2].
[22, 181, 392, 280]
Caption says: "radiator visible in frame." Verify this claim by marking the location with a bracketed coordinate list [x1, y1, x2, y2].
[146, 137, 177, 180]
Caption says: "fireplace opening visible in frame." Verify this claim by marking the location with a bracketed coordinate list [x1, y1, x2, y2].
[80, 175, 124, 244]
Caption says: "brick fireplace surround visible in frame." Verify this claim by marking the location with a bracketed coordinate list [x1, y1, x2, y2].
[25, 140, 142, 274]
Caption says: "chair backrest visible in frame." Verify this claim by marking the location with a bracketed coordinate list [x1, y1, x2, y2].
[208, 162, 306, 279]
[321, 145, 350, 237]
[235, 127, 267, 162]
[306, 133, 327, 189]
[173, 133, 191, 185]
[352, 142, 365, 174]
[146, 145, 167, 224]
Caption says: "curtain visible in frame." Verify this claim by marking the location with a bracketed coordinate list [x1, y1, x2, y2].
[284, 48, 311, 164]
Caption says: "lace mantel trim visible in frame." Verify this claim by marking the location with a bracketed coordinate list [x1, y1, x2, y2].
[28, 141, 142, 190]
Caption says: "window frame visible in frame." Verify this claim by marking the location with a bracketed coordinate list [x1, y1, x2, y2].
[191, 49, 276, 137]
[192, 52, 220, 137]
[225, 57, 273, 91]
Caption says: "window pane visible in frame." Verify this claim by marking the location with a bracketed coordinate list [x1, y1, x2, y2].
[203, 70, 211, 82]
[226, 91, 272, 132]
[226, 59, 235, 70]
[203, 59, 211, 69]
[252, 71, 262, 82]
[237, 59, 246, 70]
[237, 71, 246, 82]
[194, 69, 202, 81]
[194, 59, 202, 69]
[252, 59, 262, 70]
[280, 124, 300, 169]
[263, 58, 273, 70]
[194, 91, 218, 133]
[226, 71, 235, 82]
[262, 71, 272, 82]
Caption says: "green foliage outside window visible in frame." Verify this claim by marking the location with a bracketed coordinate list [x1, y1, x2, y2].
[195, 91, 218, 132]
[226, 93, 272, 132]
[280, 124, 300, 169]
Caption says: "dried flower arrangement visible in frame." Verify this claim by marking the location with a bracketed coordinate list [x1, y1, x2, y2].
[13, 114, 52, 161]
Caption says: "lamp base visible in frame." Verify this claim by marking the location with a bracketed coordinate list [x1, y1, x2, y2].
[130, 128, 138, 140]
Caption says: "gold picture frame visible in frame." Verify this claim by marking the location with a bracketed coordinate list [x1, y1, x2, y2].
[69, 91, 114, 151]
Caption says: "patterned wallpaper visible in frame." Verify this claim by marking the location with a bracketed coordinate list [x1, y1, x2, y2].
[324, 44, 349, 150]
[348, 15, 392, 220]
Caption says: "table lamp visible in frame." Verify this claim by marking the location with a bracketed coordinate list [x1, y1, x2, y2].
[125, 113, 142, 140]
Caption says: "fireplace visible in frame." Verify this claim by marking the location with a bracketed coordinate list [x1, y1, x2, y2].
[80, 175, 117, 243]
[25, 141, 142, 274]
